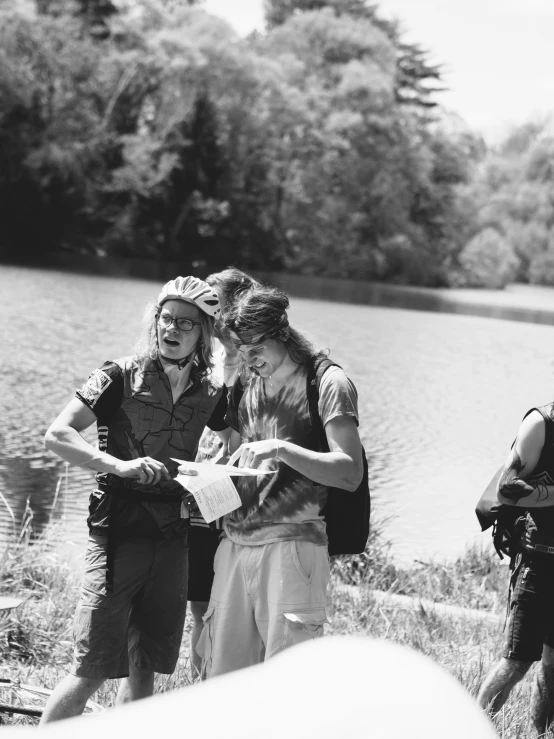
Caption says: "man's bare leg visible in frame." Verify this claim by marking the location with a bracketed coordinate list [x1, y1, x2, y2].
[116, 664, 155, 704]
[530, 646, 554, 738]
[190, 600, 209, 679]
[477, 657, 532, 714]
[40, 674, 105, 723]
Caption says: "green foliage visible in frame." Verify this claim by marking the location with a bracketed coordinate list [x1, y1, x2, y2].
[264, 0, 443, 110]
[459, 118, 554, 286]
[458, 228, 519, 289]
[256, 7, 473, 284]
[529, 246, 554, 286]
[0, 0, 483, 284]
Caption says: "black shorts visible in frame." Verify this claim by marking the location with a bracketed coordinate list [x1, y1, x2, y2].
[187, 525, 222, 603]
[504, 552, 554, 662]
[73, 534, 188, 679]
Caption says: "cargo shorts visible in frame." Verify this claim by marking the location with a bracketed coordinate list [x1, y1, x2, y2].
[72, 533, 188, 679]
[196, 537, 330, 678]
[504, 552, 554, 662]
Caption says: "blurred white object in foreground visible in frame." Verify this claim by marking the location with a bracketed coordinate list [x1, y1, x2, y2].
[31, 636, 494, 738]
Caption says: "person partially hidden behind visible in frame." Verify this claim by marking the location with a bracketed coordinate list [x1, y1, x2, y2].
[187, 268, 259, 679]
[478, 404, 554, 737]
[190, 284, 364, 678]
[40, 276, 227, 723]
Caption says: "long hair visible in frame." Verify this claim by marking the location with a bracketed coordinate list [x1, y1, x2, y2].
[135, 301, 215, 378]
[222, 284, 326, 379]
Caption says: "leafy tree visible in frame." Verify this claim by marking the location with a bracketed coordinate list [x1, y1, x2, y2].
[264, 0, 443, 109]
[107, 88, 228, 263]
[36, 0, 118, 39]
[458, 228, 519, 289]
[258, 7, 468, 283]
[529, 238, 554, 286]
[74, 0, 118, 39]
[0, 0, 492, 285]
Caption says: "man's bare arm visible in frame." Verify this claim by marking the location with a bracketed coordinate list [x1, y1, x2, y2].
[45, 397, 170, 485]
[498, 448, 534, 503]
[497, 410, 553, 507]
[228, 416, 363, 491]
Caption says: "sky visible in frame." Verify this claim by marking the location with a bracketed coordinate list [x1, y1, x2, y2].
[203, 0, 554, 142]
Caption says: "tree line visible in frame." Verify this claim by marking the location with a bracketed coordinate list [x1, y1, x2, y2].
[1, 0, 552, 288]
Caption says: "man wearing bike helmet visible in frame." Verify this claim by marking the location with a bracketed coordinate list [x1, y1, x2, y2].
[40, 276, 227, 723]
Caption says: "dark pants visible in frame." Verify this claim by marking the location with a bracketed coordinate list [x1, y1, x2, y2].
[187, 525, 221, 603]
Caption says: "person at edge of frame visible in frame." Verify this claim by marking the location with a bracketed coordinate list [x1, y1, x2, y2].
[477, 404, 554, 738]
[39, 276, 228, 723]
[187, 267, 261, 679]
[183, 283, 364, 678]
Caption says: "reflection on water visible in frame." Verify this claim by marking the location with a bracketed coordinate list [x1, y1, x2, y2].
[1, 264, 554, 563]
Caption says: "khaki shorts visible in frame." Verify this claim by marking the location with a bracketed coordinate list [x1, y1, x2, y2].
[72, 534, 188, 679]
[197, 537, 329, 678]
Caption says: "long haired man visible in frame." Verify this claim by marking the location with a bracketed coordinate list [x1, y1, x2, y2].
[41, 276, 227, 721]
[194, 284, 364, 677]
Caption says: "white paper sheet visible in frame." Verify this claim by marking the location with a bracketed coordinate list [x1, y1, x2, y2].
[172, 459, 276, 523]
[176, 473, 242, 523]
[171, 459, 276, 477]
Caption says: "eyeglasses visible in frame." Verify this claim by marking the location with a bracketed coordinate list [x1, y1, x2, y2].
[157, 313, 201, 332]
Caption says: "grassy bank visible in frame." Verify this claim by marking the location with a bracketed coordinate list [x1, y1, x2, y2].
[0, 516, 525, 735]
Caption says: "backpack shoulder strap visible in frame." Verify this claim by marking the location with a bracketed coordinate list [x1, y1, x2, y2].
[306, 356, 342, 453]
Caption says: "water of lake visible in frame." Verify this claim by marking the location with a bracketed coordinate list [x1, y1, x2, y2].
[2, 264, 554, 563]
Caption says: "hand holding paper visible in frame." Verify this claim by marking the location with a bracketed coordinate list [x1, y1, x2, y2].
[171, 459, 276, 524]
[172, 460, 276, 478]
[176, 473, 241, 523]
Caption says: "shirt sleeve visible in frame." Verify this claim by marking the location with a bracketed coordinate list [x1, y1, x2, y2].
[318, 366, 359, 428]
[207, 388, 229, 432]
[75, 361, 123, 422]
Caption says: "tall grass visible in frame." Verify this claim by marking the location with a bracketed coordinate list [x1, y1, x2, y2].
[0, 499, 531, 735]
[0, 514, 197, 724]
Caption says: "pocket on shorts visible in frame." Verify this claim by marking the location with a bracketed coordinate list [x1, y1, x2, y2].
[196, 605, 216, 677]
[511, 564, 536, 607]
[282, 607, 328, 650]
[80, 535, 109, 608]
[290, 540, 316, 585]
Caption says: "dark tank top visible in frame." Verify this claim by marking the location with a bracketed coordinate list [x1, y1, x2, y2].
[522, 403, 554, 550]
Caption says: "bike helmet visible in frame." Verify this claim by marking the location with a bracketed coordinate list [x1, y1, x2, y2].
[157, 276, 221, 318]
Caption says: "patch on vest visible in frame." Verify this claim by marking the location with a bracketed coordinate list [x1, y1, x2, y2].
[79, 369, 112, 408]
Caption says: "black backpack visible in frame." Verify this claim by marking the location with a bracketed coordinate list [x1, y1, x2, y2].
[475, 466, 524, 562]
[474, 409, 551, 562]
[306, 357, 371, 556]
[231, 356, 371, 557]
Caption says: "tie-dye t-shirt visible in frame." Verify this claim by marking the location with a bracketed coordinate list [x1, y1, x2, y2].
[224, 364, 359, 546]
